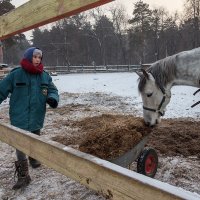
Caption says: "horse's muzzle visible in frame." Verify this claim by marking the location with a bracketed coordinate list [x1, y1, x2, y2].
[145, 119, 159, 127]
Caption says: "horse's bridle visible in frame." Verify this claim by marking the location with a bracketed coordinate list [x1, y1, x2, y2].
[143, 84, 167, 117]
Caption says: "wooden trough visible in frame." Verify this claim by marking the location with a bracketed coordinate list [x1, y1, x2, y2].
[0, 0, 200, 199]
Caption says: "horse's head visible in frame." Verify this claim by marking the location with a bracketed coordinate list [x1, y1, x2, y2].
[137, 68, 171, 126]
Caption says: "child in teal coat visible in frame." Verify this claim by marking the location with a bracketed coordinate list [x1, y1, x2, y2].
[0, 47, 59, 189]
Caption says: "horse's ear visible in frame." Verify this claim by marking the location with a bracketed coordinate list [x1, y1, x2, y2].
[135, 71, 143, 77]
[141, 68, 150, 80]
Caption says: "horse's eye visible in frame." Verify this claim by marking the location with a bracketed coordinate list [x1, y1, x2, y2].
[147, 93, 153, 97]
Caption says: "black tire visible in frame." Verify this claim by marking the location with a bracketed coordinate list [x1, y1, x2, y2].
[137, 148, 158, 178]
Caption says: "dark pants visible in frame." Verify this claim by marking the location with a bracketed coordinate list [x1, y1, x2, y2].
[16, 130, 40, 161]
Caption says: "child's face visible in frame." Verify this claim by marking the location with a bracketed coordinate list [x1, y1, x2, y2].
[32, 54, 42, 67]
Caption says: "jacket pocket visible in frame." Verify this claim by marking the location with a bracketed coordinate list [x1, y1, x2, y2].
[16, 83, 26, 86]
[14, 82, 29, 96]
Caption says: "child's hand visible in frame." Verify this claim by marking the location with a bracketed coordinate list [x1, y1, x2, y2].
[47, 98, 58, 108]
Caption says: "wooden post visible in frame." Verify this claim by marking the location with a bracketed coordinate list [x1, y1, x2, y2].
[0, 0, 113, 40]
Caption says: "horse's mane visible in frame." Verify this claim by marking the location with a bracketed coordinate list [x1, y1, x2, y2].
[138, 55, 177, 92]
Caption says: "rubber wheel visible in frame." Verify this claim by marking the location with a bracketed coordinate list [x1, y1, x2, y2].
[137, 148, 158, 178]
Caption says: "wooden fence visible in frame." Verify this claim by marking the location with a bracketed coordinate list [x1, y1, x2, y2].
[0, 0, 113, 40]
[1, 122, 200, 200]
[45, 65, 141, 74]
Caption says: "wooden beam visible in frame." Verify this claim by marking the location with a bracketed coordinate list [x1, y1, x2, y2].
[0, 123, 199, 200]
[0, 0, 113, 40]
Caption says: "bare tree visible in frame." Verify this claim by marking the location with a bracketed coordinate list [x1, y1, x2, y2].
[183, 0, 200, 47]
[109, 4, 128, 64]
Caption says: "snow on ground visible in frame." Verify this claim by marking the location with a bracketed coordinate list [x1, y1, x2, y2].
[53, 72, 200, 119]
[0, 72, 200, 199]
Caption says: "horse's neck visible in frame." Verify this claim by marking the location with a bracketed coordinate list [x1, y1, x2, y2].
[161, 66, 199, 96]
[174, 69, 199, 87]
[172, 49, 200, 88]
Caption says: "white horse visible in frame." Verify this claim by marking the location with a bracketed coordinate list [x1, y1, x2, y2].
[137, 47, 200, 126]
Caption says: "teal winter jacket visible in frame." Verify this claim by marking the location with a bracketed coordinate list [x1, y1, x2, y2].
[0, 67, 59, 131]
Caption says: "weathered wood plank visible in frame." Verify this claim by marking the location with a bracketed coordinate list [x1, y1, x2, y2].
[0, 0, 113, 40]
[0, 122, 199, 200]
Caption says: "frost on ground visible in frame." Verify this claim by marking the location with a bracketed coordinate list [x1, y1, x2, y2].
[0, 92, 200, 199]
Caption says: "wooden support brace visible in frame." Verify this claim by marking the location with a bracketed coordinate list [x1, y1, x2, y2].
[0, 0, 113, 40]
[0, 122, 199, 200]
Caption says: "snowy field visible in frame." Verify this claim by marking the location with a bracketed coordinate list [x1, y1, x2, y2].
[0, 72, 200, 200]
[53, 72, 200, 119]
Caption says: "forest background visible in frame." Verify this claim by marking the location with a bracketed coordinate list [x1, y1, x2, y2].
[1, 0, 200, 66]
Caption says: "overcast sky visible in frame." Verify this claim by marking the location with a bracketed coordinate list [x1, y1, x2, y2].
[11, 0, 184, 14]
